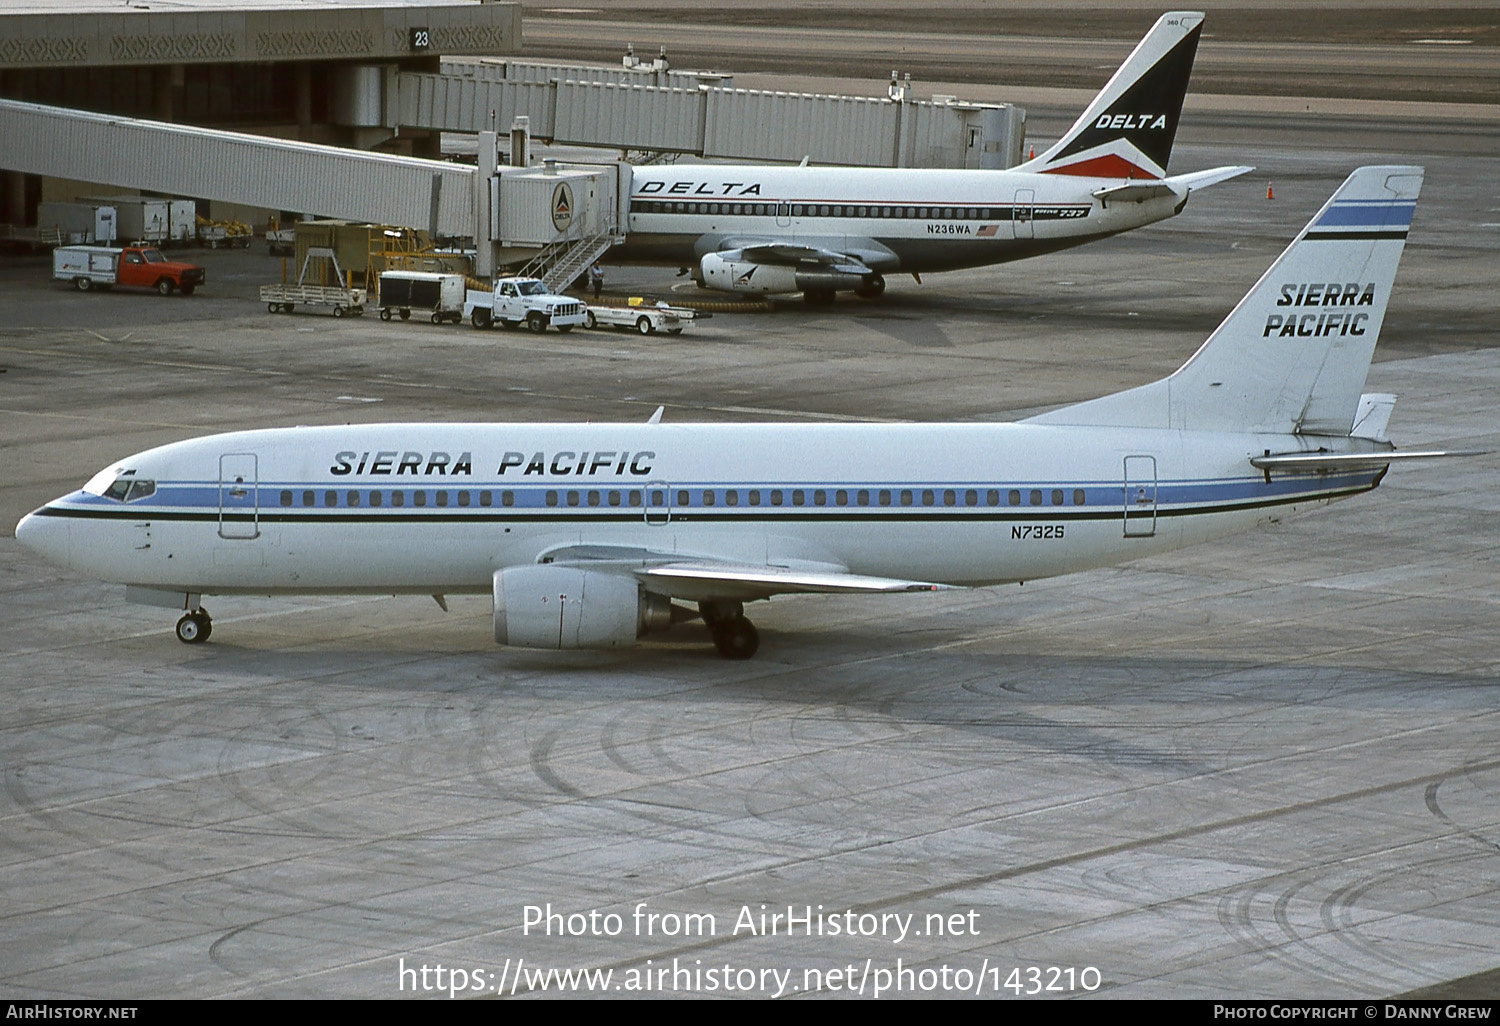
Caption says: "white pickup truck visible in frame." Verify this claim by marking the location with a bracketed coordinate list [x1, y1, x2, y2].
[464, 277, 587, 333]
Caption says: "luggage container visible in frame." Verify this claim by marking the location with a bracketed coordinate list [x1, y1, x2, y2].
[377, 271, 466, 324]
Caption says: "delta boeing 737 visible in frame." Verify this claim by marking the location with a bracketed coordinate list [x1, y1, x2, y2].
[18, 167, 1448, 659]
[617, 11, 1251, 301]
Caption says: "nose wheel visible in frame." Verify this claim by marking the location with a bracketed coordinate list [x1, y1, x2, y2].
[175, 609, 213, 644]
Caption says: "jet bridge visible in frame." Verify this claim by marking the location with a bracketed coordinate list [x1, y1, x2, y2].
[375, 59, 1024, 170]
[0, 98, 624, 280]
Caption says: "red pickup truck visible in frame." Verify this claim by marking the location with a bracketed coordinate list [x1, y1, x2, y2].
[52, 245, 206, 296]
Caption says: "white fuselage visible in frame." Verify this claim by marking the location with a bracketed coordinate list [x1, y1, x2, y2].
[619, 165, 1185, 272]
[19, 421, 1376, 598]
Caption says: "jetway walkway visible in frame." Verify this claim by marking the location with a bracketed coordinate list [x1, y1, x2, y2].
[368, 59, 1025, 170]
[0, 98, 627, 281]
[0, 98, 478, 238]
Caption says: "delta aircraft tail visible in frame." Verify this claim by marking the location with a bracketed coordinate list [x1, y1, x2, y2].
[1014, 10, 1205, 180]
[1027, 165, 1424, 435]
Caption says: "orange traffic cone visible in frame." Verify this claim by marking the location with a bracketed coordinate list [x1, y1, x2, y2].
[1028, 144, 1035, 160]
[1267, 181, 1274, 200]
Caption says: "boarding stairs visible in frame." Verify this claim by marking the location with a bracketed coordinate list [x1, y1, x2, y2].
[514, 227, 617, 294]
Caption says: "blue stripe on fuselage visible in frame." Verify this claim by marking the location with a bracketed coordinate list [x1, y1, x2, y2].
[51, 472, 1376, 519]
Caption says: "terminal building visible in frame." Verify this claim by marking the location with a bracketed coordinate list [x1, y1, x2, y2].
[0, 0, 521, 226]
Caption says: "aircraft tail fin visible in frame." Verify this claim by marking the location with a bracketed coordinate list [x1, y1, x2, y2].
[1026, 166, 1424, 435]
[1014, 11, 1204, 180]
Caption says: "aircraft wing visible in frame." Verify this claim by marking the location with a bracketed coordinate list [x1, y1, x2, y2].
[536, 543, 949, 601]
[1093, 165, 1253, 205]
[643, 562, 950, 598]
[731, 242, 874, 275]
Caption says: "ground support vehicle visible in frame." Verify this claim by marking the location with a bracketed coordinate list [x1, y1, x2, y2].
[53, 245, 205, 295]
[197, 223, 252, 249]
[583, 301, 698, 335]
[266, 229, 295, 256]
[463, 277, 587, 333]
[378, 271, 465, 324]
[259, 246, 365, 317]
[259, 284, 367, 317]
[1, 224, 64, 251]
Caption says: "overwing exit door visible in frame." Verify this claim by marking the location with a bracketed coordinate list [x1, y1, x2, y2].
[644, 481, 672, 525]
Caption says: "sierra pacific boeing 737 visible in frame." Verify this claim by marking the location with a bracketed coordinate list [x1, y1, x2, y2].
[16, 167, 1454, 659]
[617, 11, 1251, 301]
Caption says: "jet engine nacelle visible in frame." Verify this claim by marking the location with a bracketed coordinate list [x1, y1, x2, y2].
[699, 253, 872, 296]
[492, 564, 671, 649]
[699, 253, 798, 294]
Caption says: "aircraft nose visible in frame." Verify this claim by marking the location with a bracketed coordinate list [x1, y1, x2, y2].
[15, 509, 71, 568]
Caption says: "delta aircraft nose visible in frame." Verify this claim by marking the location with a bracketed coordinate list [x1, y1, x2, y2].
[15, 509, 70, 568]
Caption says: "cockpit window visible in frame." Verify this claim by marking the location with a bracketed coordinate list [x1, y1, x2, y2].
[100, 477, 155, 502]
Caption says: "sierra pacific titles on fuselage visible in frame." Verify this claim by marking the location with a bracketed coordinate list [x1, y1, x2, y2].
[329, 450, 656, 477]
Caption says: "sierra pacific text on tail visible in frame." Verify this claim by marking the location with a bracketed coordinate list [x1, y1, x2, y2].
[617, 11, 1252, 302]
[16, 167, 1459, 660]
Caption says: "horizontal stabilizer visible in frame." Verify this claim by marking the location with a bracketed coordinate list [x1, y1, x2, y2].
[1249, 450, 1472, 474]
[1092, 166, 1250, 205]
[1166, 164, 1255, 192]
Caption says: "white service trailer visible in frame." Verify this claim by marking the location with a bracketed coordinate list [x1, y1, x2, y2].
[167, 200, 197, 245]
[82, 196, 170, 244]
[37, 202, 116, 245]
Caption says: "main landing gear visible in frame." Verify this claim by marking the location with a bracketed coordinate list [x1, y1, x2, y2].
[700, 600, 759, 660]
[175, 608, 212, 644]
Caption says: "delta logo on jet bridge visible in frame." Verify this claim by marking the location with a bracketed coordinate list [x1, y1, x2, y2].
[1262, 281, 1378, 339]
